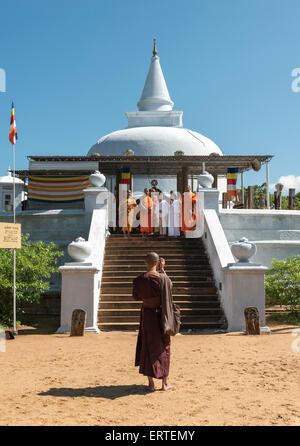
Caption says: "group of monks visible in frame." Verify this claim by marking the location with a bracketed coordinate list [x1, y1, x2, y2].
[121, 185, 198, 237]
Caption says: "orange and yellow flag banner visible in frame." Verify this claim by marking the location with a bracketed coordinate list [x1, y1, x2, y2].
[121, 167, 131, 185]
[28, 176, 90, 203]
[227, 167, 239, 201]
[9, 102, 18, 146]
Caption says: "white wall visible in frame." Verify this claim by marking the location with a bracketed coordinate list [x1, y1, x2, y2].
[0, 209, 90, 292]
[132, 175, 177, 196]
[219, 209, 300, 266]
[201, 209, 268, 331]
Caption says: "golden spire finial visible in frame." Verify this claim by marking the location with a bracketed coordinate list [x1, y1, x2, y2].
[153, 38, 158, 57]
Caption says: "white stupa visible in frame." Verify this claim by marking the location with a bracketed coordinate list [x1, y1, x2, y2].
[0, 168, 24, 213]
[88, 39, 222, 158]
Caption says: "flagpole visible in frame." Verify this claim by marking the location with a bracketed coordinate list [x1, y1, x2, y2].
[13, 142, 16, 333]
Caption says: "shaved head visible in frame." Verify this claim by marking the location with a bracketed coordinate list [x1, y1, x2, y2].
[145, 252, 159, 268]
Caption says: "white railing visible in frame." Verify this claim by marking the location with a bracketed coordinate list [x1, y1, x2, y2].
[200, 209, 235, 326]
[57, 188, 109, 333]
[200, 208, 268, 332]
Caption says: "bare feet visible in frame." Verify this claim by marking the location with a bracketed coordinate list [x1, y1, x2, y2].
[161, 377, 174, 391]
[161, 383, 174, 391]
[147, 377, 155, 392]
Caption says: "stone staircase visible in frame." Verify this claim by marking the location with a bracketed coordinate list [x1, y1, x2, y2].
[98, 234, 227, 331]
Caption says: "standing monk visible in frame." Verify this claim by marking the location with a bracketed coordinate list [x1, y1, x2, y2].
[140, 188, 153, 236]
[133, 252, 174, 391]
[121, 189, 137, 238]
[150, 188, 160, 234]
[181, 185, 197, 233]
[168, 192, 181, 237]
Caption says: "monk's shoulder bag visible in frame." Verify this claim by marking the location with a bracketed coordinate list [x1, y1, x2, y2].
[159, 273, 181, 336]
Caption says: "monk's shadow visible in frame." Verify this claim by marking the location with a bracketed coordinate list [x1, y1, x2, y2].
[39, 384, 152, 400]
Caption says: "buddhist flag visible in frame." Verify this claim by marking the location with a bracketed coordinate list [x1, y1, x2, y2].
[28, 175, 90, 203]
[121, 167, 131, 185]
[9, 102, 18, 146]
[227, 167, 239, 201]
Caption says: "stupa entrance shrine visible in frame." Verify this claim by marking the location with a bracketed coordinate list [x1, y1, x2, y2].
[16, 153, 273, 212]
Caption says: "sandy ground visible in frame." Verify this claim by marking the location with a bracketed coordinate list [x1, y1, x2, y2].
[0, 320, 299, 426]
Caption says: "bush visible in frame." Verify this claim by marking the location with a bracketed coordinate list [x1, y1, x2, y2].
[267, 312, 300, 325]
[265, 255, 300, 313]
[0, 234, 63, 327]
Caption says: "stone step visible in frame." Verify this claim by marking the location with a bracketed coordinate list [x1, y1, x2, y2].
[98, 321, 224, 331]
[104, 251, 207, 257]
[103, 259, 211, 266]
[106, 236, 204, 246]
[98, 308, 223, 317]
[100, 294, 220, 302]
[104, 252, 208, 258]
[101, 287, 217, 295]
[101, 275, 213, 282]
[99, 300, 221, 309]
[105, 242, 205, 248]
[105, 242, 204, 247]
[102, 272, 213, 279]
[98, 322, 139, 331]
[97, 234, 226, 331]
[101, 280, 216, 287]
[102, 265, 212, 272]
[106, 234, 203, 239]
[98, 313, 223, 323]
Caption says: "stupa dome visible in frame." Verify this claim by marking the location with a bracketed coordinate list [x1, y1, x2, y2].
[88, 126, 222, 157]
[0, 169, 24, 184]
[88, 39, 223, 158]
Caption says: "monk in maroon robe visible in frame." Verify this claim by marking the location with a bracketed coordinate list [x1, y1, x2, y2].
[133, 252, 174, 391]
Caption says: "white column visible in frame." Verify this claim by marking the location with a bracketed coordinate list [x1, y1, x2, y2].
[57, 187, 108, 334]
[241, 171, 244, 204]
[84, 186, 108, 213]
[58, 265, 100, 333]
[223, 264, 269, 331]
[266, 160, 270, 209]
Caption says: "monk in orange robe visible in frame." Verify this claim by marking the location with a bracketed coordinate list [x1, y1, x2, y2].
[140, 188, 153, 235]
[181, 185, 197, 232]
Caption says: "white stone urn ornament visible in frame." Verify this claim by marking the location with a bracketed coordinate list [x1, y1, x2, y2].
[123, 149, 134, 156]
[231, 237, 257, 263]
[197, 170, 214, 189]
[89, 171, 106, 187]
[68, 237, 92, 262]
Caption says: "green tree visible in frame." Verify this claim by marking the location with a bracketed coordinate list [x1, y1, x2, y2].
[254, 182, 266, 208]
[294, 191, 300, 210]
[265, 255, 300, 313]
[0, 234, 63, 327]
[242, 183, 271, 208]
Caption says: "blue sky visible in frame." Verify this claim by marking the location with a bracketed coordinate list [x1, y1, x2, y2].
[0, 0, 300, 193]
